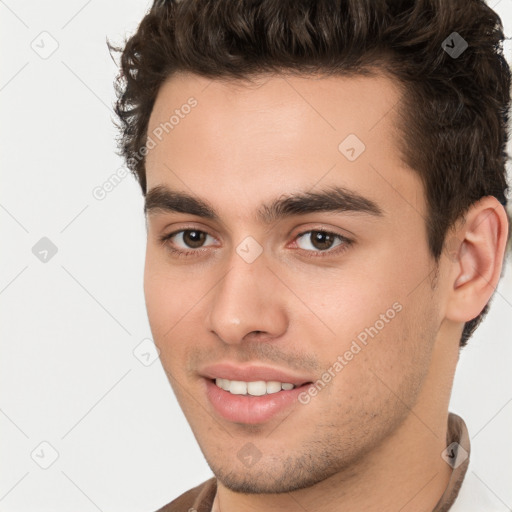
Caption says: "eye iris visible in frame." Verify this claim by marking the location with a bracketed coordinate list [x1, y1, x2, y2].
[311, 231, 335, 250]
[184, 230, 206, 248]
[178, 230, 339, 251]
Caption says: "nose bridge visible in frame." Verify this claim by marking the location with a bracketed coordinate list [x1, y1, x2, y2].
[205, 245, 288, 344]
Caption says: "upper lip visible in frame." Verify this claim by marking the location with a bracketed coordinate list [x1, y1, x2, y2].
[200, 362, 313, 386]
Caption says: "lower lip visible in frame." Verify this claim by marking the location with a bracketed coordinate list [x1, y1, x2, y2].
[204, 378, 312, 424]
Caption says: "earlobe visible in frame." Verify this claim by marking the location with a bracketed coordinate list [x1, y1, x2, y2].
[445, 197, 509, 323]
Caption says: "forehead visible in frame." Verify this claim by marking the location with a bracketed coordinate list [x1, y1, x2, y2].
[145, 71, 424, 224]
[147, 70, 403, 147]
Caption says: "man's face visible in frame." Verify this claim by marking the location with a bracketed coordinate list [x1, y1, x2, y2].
[143, 72, 443, 492]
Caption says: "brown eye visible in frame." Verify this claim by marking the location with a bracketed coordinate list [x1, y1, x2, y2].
[296, 230, 345, 252]
[311, 231, 336, 250]
[160, 229, 215, 252]
[181, 230, 207, 248]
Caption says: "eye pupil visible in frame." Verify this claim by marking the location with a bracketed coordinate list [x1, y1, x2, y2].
[312, 231, 334, 250]
[184, 230, 206, 248]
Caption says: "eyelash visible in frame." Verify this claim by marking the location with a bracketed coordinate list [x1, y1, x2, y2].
[158, 227, 353, 259]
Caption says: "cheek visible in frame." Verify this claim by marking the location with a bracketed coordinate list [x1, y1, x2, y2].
[302, 259, 435, 397]
[143, 249, 198, 325]
[143, 267, 173, 335]
[312, 298, 433, 438]
[303, 268, 402, 343]
[143, 253, 190, 353]
[315, 239, 432, 334]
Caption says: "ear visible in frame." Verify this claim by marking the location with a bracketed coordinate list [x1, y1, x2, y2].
[444, 196, 509, 323]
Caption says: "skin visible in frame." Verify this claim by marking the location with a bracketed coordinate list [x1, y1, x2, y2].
[143, 71, 509, 512]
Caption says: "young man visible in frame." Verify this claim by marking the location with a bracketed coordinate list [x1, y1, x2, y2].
[110, 0, 511, 510]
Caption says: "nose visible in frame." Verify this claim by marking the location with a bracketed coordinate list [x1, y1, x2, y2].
[205, 249, 289, 345]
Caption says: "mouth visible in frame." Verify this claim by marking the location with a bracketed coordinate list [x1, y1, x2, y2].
[199, 361, 316, 423]
[203, 377, 314, 424]
[209, 377, 312, 396]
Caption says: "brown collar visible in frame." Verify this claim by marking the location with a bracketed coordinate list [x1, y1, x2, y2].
[432, 412, 471, 511]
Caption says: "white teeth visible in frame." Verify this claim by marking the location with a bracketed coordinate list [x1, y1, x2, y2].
[247, 381, 267, 396]
[214, 378, 297, 396]
[229, 380, 247, 395]
[266, 381, 282, 394]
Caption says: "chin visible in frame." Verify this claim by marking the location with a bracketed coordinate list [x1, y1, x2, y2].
[207, 456, 342, 495]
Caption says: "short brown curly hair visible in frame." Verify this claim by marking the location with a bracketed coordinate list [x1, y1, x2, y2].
[109, 0, 511, 347]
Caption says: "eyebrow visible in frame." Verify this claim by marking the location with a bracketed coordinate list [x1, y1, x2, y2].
[144, 184, 384, 224]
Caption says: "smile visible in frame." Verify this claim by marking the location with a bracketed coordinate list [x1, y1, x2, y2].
[213, 378, 297, 396]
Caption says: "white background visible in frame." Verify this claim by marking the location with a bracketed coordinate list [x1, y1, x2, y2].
[1, 1, 511, 510]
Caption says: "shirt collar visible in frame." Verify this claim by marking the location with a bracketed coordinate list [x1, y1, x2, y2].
[432, 412, 471, 511]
